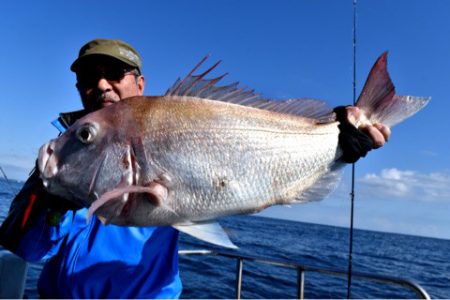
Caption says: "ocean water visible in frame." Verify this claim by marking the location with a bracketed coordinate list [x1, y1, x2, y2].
[0, 179, 449, 299]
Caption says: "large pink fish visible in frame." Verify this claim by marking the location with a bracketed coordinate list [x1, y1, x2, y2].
[38, 53, 429, 248]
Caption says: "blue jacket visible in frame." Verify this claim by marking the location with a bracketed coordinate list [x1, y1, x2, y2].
[15, 208, 182, 298]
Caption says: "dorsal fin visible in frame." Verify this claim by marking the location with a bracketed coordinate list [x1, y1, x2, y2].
[165, 56, 334, 122]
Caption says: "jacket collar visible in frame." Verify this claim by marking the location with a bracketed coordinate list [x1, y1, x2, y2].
[58, 109, 88, 130]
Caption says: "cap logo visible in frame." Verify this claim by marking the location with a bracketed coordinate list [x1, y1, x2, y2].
[118, 47, 140, 64]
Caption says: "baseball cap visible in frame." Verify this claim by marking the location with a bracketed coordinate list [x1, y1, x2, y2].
[71, 39, 142, 73]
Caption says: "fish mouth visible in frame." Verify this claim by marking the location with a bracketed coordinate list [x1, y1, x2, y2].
[38, 140, 58, 188]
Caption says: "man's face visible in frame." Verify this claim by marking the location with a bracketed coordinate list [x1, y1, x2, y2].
[76, 56, 145, 112]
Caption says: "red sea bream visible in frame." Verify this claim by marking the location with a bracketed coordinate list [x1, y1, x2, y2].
[37, 53, 429, 248]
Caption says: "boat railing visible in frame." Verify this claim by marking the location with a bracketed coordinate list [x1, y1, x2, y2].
[179, 249, 431, 299]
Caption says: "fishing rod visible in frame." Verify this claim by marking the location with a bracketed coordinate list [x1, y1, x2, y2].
[347, 0, 357, 298]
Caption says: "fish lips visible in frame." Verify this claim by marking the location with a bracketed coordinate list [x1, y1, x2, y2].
[38, 140, 59, 187]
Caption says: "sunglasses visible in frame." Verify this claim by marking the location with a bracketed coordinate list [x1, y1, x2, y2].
[77, 64, 138, 89]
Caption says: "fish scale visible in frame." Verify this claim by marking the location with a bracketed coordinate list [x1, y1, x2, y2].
[142, 117, 340, 221]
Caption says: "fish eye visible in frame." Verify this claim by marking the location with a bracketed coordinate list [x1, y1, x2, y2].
[76, 123, 98, 144]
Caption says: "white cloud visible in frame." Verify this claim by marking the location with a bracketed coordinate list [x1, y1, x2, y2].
[358, 168, 450, 202]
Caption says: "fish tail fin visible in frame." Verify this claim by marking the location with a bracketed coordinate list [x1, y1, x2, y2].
[356, 52, 430, 127]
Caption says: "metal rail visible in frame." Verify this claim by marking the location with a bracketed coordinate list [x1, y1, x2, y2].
[179, 249, 431, 299]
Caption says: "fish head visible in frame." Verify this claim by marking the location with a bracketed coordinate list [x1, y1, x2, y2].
[38, 101, 138, 209]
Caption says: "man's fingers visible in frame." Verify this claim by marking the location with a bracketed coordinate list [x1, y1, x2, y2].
[360, 125, 386, 149]
[340, 106, 391, 153]
[373, 123, 391, 142]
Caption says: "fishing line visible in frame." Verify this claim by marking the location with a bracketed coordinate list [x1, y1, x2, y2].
[0, 165, 18, 197]
[347, 0, 357, 298]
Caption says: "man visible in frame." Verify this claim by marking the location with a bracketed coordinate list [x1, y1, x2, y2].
[0, 39, 389, 298]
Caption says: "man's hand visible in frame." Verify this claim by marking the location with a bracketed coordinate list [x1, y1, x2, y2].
[334, 106, 391, 163]
[345, 106, 391, 148]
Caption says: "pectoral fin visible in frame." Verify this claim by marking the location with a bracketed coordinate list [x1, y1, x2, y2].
[87, 182, 169, 224]
[174, 222, 238, 249]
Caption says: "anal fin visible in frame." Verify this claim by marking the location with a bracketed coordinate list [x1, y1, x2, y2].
[293, 162, 345, 204]
[174, 222, 238, 249]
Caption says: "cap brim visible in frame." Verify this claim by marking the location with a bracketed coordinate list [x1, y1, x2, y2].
[70, 53, 139, 72]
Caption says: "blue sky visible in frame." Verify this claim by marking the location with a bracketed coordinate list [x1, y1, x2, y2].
[0, 0, 449, 239]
